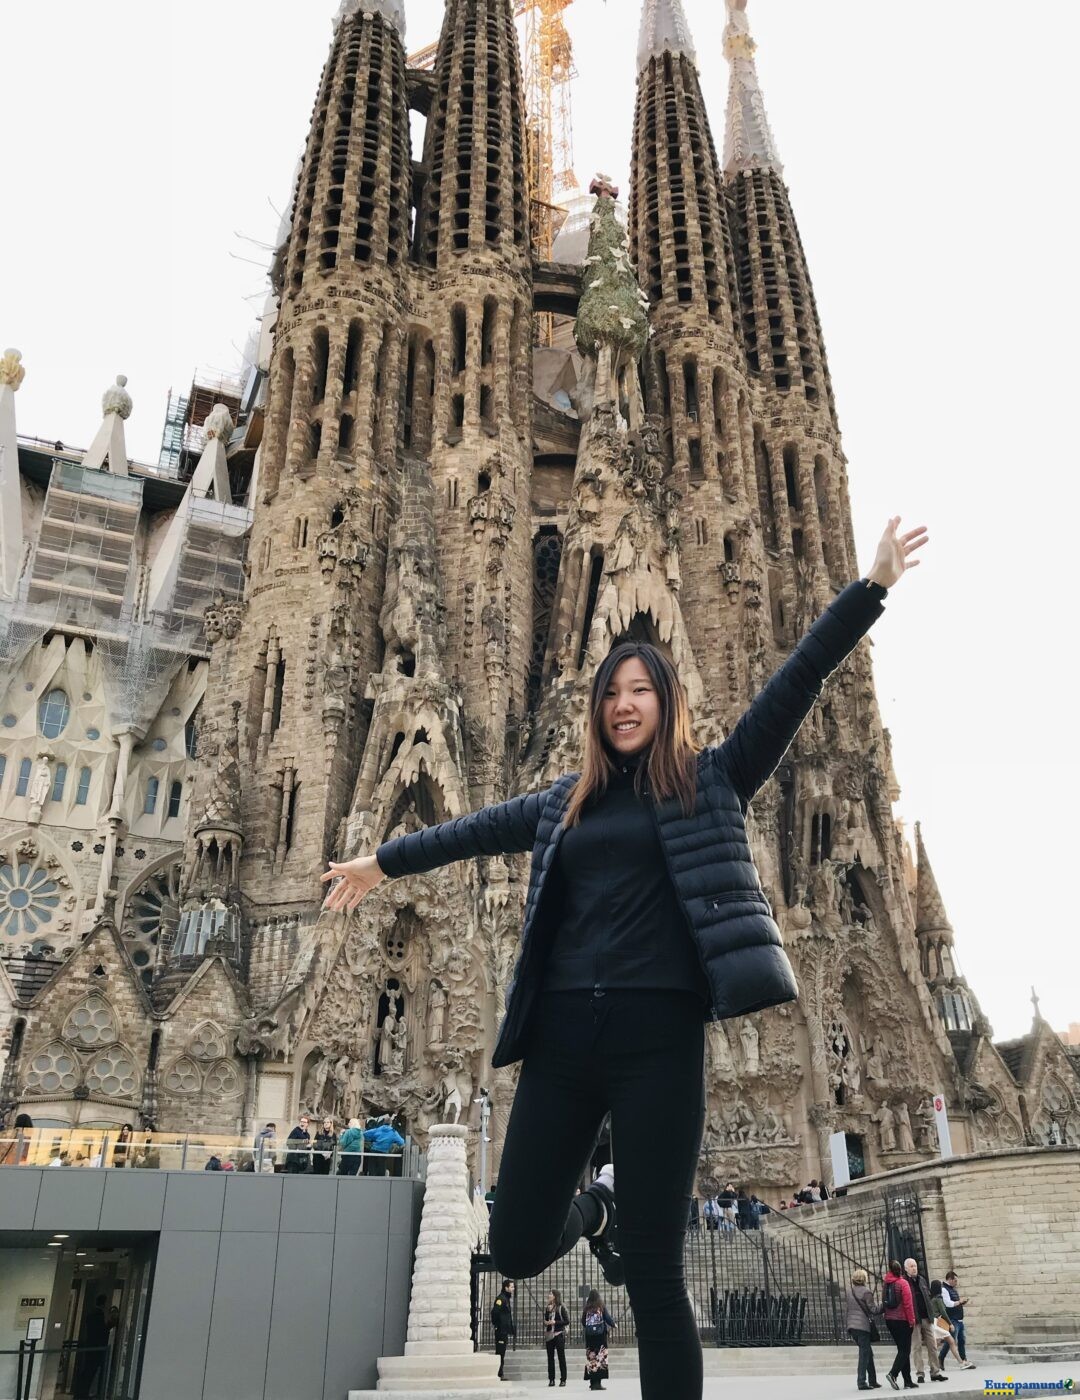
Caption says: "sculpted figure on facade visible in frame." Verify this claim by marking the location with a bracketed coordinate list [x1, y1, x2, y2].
[875, 1101, 898, 1153]
[895, 1100, 916, 1153]
[27, 752, 52, 823]
[426, 980, 448, 1048]
[378, 1013, 397, 1074]
[864, 1034, 889, 1089]
[739, 1018, 760, 1074]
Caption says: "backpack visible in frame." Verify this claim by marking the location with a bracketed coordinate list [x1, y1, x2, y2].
[583, 1311, 606, 1348]
[883, 1280, 899, 1311]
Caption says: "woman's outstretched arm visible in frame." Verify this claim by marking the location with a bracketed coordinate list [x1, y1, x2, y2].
[321, 787, 550, 913]
[715, 517, 927, 808]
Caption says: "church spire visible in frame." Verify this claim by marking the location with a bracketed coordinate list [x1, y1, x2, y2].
[722, 0, 782, 178]
[636, 0, 697, 72]
[914, 822, 954, 937]
[333, 0, 404, 37]
[414, 0, 529, 270]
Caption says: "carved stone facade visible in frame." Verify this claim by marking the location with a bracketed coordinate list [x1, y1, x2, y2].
[2, 0, 1077, 1189]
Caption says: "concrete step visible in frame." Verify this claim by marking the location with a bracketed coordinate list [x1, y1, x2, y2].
[983, 1340, 1080, 1364]
[501, 1345, 852, 1379]
[349, 1390, 527, 1399]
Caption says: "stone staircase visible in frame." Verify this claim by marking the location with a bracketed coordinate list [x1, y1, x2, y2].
[980, 1340, 1080, 1366]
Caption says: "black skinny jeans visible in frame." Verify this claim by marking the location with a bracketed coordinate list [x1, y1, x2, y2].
[489, 988, 706, 1400]
[886, 1319, 914, 1386]
[850, 1328, 877, 1387]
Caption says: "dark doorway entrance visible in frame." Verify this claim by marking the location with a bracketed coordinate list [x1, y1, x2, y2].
[845, 1133, 867, 1182]
[46, 1238, 155, 1400]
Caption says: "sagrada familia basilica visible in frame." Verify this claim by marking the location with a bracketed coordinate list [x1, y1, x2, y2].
[1, 0, 1077, 1197]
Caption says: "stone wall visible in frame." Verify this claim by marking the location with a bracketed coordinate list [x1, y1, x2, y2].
[787, 1147, 1080, 1344]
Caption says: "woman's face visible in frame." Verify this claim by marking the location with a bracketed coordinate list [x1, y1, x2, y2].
[601, 656, 660, 757]
[323, 1119, 333, 1132]
[547, 1293, 555, 1307]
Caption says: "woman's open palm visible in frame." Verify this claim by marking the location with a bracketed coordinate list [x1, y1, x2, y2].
[321, 853, 385, 913]
[868, 517, 928, 590]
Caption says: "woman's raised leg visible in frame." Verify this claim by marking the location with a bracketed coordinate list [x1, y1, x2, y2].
[489, 994, 609, 1280]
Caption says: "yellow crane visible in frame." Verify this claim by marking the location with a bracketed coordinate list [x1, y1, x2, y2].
[409, 0, 579, 267]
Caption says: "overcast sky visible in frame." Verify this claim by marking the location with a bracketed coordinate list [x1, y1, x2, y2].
[2, 2, 1077, 1042]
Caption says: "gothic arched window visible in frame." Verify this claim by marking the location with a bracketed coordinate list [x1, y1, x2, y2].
[38, 688, 71, 738]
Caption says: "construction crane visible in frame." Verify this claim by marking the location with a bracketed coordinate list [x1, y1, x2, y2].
[409, 0, 579, 273]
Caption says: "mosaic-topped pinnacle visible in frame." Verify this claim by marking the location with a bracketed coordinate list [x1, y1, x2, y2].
[204, 402, 235, 442]
[0, 349, 25, 391]
[333, 0, 405, 39]
[102, 375, 133, 420]
[637, 0, 697, 73]
[722, 0, 783, 176]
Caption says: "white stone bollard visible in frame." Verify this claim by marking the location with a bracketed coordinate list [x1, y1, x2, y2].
[349, 1124, 525, 1397]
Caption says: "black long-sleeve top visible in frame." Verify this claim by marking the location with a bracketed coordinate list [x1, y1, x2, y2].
[539, 750, 710, 1001]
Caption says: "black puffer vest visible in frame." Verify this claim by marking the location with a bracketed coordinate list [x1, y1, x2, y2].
[376, 580, 886, 1068]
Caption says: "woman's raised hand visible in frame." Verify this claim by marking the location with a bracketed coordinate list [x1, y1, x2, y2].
[867, 517, 928, 590]
[321, 852, 386, 913]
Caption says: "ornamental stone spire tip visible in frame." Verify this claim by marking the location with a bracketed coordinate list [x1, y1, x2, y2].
[0, 348, 25, 391]
[722, 0, 783, 177]
[914, 822, 953, 937]
[333, 0, 405, 39]
[637, 0, 697, 73]
[102, 375, 133, 420]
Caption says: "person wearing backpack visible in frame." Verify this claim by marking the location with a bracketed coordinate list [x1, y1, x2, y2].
[581, 1289, 617, 1391]
[882, 1261, 916, 1389]
[491, 1279, 515, 1380]
[844, 1267, 884, 1390]
[544, 1288, 571, 1387]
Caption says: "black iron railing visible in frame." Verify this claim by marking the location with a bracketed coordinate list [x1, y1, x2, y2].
[472, 1185, 925, 1350]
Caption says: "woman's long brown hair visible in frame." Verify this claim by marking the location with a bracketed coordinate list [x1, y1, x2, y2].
[563, 641, 699, 828]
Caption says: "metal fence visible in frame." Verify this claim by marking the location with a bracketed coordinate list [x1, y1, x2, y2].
[472, 1186, 925, 1350]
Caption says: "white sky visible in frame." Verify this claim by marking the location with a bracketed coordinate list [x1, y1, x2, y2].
[2, 1, 1077, 1041]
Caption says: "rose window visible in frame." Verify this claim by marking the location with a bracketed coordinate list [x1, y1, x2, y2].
[85, 1046, 139, 1099]
[165, 1057, 200, 1094]
[0, 859, 61, 938]
[122, 862, 181, 987]
[62, 995, 119, 1048]
[189, 1023, 227, 1061]
[24, 1041, 79, 1095]
[203, 1061, 239, 1097]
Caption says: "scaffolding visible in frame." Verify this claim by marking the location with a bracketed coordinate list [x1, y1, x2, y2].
[170, 497, 250, 634]
[3, 460, 252, 734]
[157, 371, 244, 475]
[24, 461, 143, 627]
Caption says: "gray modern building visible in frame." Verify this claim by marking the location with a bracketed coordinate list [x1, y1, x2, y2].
[0, 1168, 422, 1400]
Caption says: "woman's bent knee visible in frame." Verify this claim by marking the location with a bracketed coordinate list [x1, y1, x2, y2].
[489, 1219, 552, 1280]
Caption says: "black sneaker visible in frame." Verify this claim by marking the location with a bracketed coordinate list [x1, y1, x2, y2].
[586, 1178, 625, 1287]
[886, 1376, 899, 1391]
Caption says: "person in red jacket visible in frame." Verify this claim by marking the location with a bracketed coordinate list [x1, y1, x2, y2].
[882, 1260, 916, 1389]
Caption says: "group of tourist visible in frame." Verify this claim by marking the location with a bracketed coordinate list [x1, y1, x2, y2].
[781, 1178, 832, 1208]
[491, 1279, 619, 1391]
[235, 1113, 405, 1175]
[846, 1260, 975, 1390]
[698, 1182, 772, 1230]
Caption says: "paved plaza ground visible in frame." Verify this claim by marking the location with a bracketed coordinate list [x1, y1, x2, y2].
[515, 1364, 1074, 1396]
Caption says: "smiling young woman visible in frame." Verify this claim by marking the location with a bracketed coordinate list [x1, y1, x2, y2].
[323, 518, 927, 1400]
